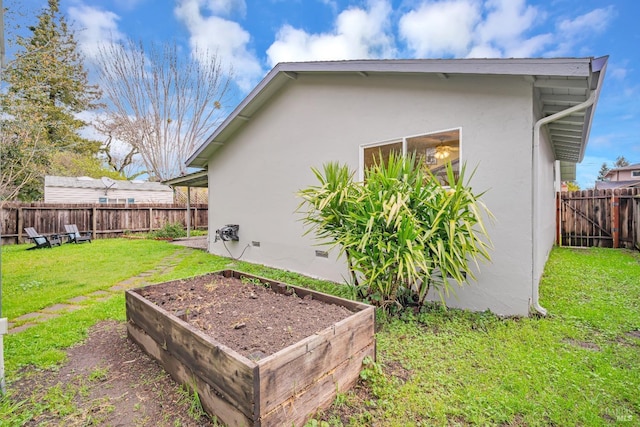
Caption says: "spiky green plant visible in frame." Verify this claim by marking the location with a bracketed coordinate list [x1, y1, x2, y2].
[298, 152, 492, 310]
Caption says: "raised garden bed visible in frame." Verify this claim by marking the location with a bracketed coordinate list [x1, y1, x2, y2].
[125, 270, 376, 426]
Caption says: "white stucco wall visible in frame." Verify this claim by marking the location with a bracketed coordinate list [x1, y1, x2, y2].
[207, 72, 539, 316]
[45, 187, 174, 203]
[534, 125, 560, 305]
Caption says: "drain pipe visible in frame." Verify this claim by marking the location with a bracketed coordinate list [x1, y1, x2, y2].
[531, 90, 597, 316]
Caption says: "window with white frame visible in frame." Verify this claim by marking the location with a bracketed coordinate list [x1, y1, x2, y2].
[361, 129, 461, 183]
[632, 170, 640, 177]
[98, 197, 135, 204]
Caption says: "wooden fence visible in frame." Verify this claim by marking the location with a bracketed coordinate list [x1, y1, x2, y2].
[1, 202, 208, 246]
[557, 188, 640, 249]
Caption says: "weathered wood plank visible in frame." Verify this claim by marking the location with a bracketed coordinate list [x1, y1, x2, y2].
[559, 188, 640, 249]
[126, 271, 376, 427]
[127, 322, 254, 427]
[126, 291, 257, 419]
[258, 307, 375, 414]
[260, 343, 375, 427]
[1, 202, 208, 245]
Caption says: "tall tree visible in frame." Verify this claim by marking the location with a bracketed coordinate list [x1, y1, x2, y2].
[597, 162, 610, 181]
[614, 156, 630, 168]
[0, 107, 49, 202]
[1, 0, 102, 200]
[95, 39, 233, 181]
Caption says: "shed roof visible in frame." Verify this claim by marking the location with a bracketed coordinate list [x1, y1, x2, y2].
[45, 176, 172, 192]
[187, 57, 608, 171]
[162, 170, 209, 188]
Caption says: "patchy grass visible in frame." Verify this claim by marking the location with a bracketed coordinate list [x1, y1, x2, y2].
[4, 294, 126, 374]
[2, 242, 639, 426]
[311, 247, 640, 426]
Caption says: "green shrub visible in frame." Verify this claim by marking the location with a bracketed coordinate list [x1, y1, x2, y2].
[148, 222, 187, 239]
[298, 152, 492, 310]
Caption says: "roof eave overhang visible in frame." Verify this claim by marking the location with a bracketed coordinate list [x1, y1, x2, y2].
[538, 56, 608, 167]
[163, 170, 209, 188]
[188, 57, 609, 169]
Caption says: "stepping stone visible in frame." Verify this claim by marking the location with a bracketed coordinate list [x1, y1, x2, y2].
[15, 312, 44, 321]
[89, 290, 110, 297]
[9, 323, 37, 334]
[42, 304, 81, 313]
[68, 296, 89, 303]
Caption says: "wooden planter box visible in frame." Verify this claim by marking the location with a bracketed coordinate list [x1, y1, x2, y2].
[125, 270, 376, 426]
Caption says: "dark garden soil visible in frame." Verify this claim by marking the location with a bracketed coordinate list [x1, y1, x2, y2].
[9, 275, 358, 426]
[135, 274, 354, 360]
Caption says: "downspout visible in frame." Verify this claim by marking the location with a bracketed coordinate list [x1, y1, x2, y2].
[532, 90, 597, 316]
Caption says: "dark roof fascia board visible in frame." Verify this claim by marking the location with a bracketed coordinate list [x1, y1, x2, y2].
[187, 57, 600, 168]
[163, 169, 209, 187]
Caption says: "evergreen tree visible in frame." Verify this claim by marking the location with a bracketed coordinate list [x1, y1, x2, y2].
[1, 0, 102, 200]
[596, 162, 609, 181]
[614, 156, 630, 168]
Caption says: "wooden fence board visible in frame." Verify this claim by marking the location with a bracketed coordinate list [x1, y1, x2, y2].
[0, 202, 208, 245]
[558, 188, 639, 249]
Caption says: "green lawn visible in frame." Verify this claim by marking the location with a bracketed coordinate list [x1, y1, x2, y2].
[1, 238, 177, 319]
[1, 241, 639, 426]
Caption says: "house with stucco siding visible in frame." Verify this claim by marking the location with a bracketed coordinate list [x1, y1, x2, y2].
[183, 57, 608, 317]
[44, 176, 174, 204]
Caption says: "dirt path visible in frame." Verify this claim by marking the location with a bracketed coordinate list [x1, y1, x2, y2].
[12, 321, 215, 426]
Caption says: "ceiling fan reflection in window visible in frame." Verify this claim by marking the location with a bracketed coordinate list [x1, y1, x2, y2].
[433, 136, 459, 159]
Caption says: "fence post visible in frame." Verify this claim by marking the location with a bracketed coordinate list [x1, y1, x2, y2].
[612, 193, 620, 248]
[17, 206, 23, 244]
[149, 207, 153, 232]
[92, 206, 97, 239]
[186, 187, 191, 238]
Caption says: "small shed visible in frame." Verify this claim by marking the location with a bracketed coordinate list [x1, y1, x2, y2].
[44, 176, 174, 204]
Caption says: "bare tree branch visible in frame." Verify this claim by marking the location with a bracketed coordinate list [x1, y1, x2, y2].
[94, 39, 233, 181]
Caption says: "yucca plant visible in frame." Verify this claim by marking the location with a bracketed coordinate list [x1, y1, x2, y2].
[298, 152, 492, 310]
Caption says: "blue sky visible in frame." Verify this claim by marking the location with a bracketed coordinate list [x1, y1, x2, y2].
[8, 0, 640, 188]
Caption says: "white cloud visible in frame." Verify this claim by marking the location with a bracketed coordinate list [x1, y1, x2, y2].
[609, 66, 627, 80]
[468, 0, 551, 57]
[266, 0, 395, 66]
[399, 0, 479, 57]
[68, 4, 124, 59]
[399, 0, 555, 59]
[547, 6, 615, 56]
[466, 44, 501, 58]
[558, 7, 613, 37]
[476, 0, 537, 46]
[174, 0, 262, 91]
